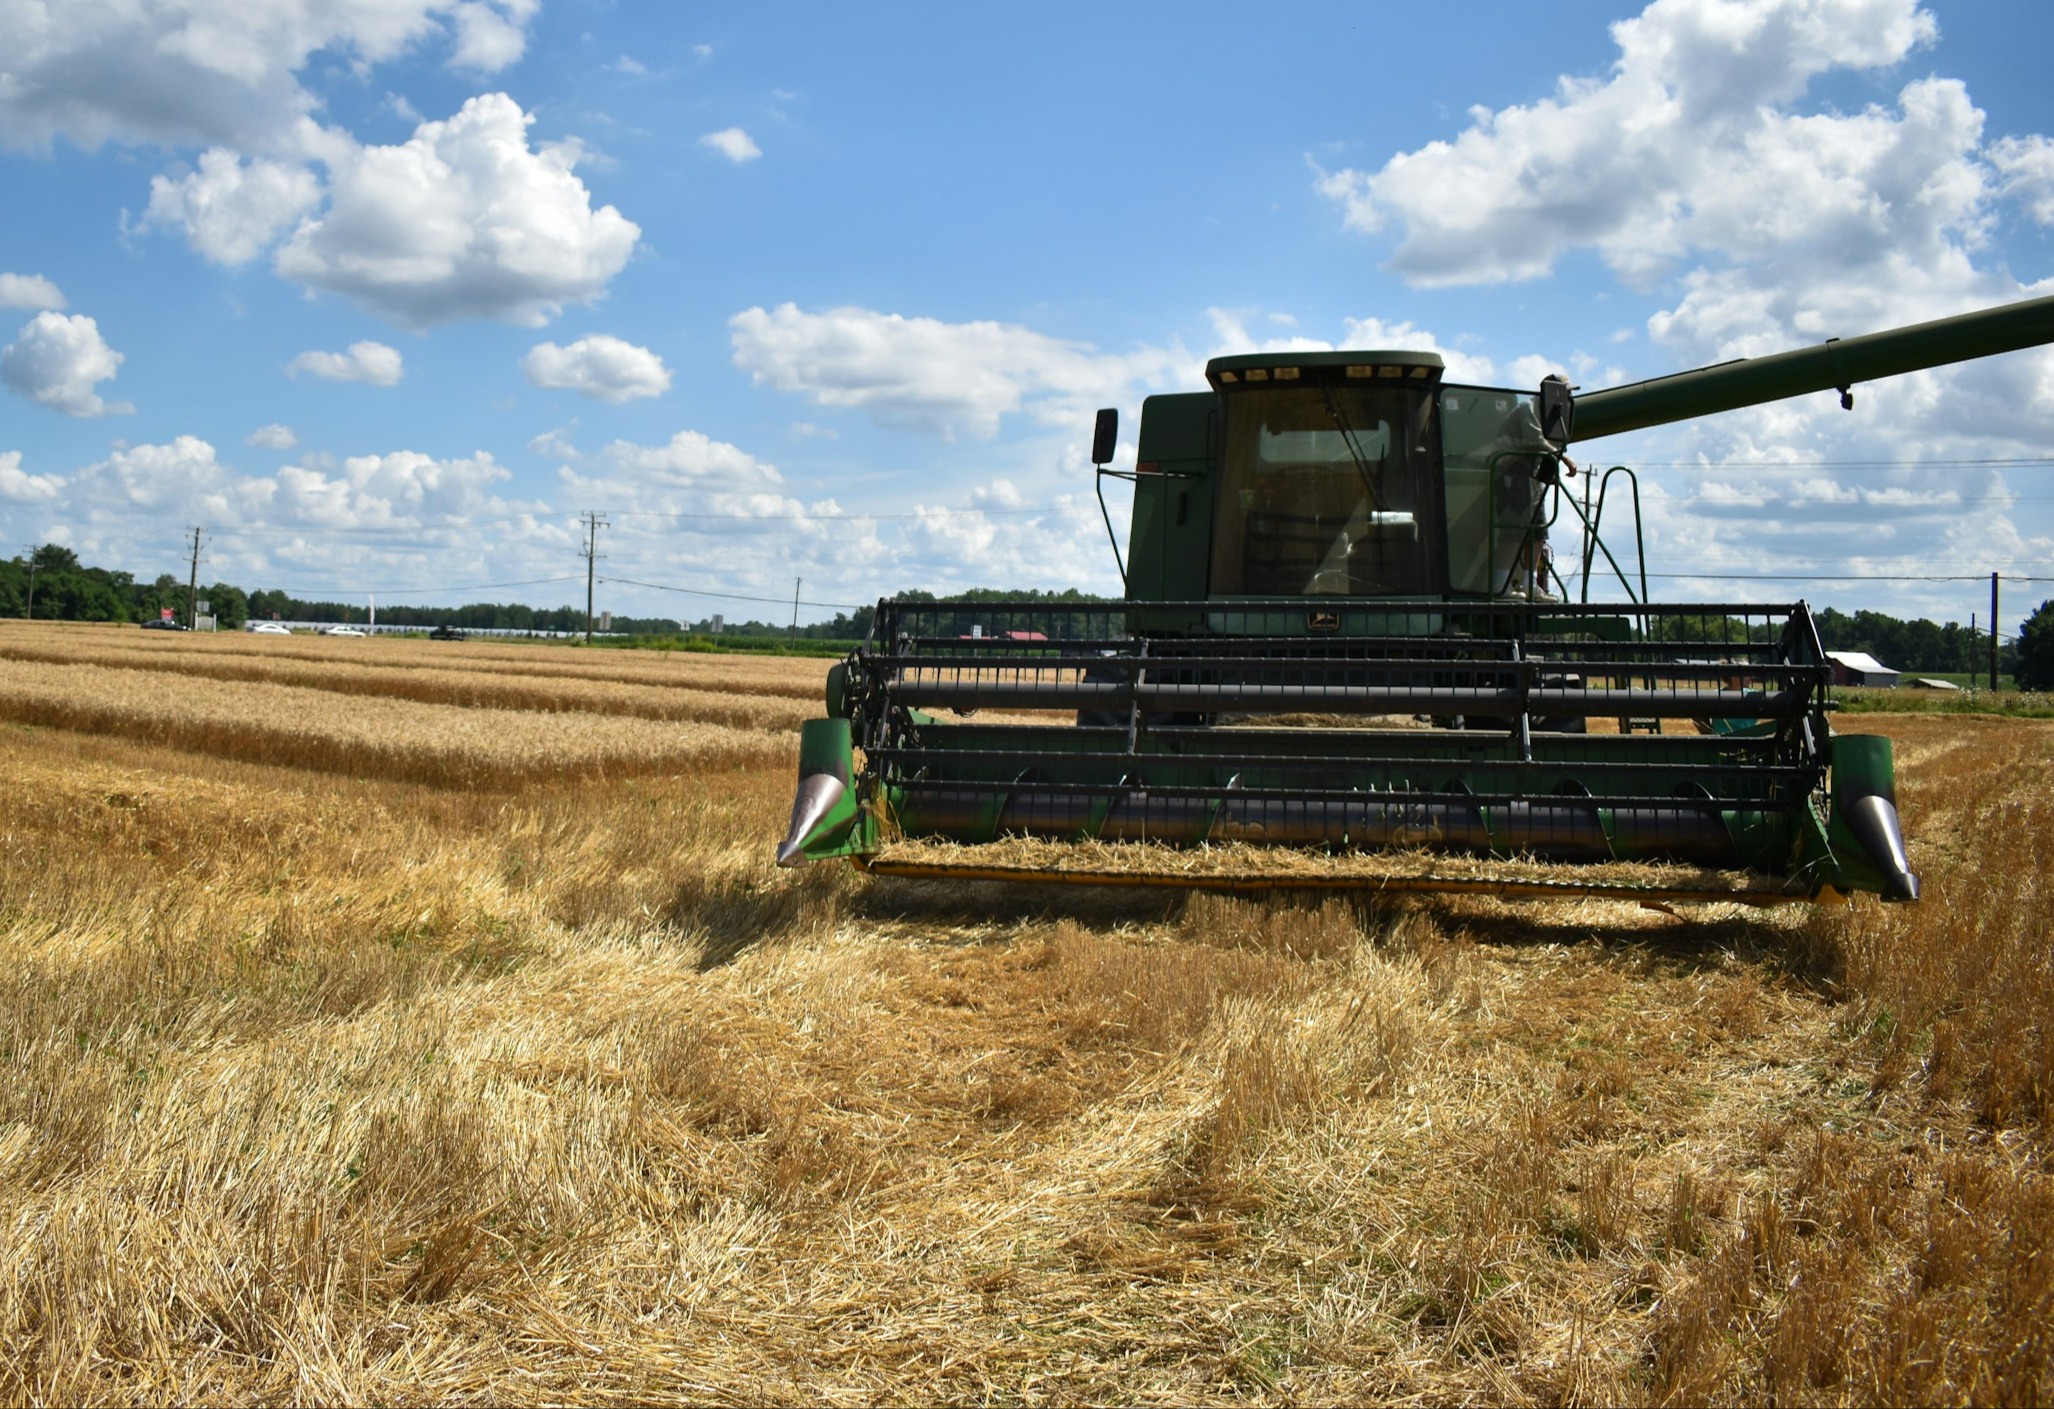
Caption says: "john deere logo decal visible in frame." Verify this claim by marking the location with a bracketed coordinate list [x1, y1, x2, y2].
[1308, 610, 1340, 632]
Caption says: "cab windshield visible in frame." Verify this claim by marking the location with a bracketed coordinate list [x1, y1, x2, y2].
[1209, 383, 1439, 596]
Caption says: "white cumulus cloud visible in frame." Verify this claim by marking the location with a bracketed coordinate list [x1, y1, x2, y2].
[552, 430, 823, 547]
[274, 93, 641, 328]
[145, 148, 322, 265]
[62, 436, 531, 537]
[0, 273, 65, 310]
[1, 312, 130, 417]
[1990, 134, 2054, 227]
[730, 303, 1181, 439]
[449, 0, 539, 71]
[1316, 0, 1947, 289]
[287, 341, 404, 386]
[255, 449, 517, 528]
[698, 127, 762, 163]
[0, 450, 64, 503]
[522, 335, 671, 403]
[246, 423, 299, 450]
[0, 0, 537, 155]
[893, 485, 1117, 596]
[9, 433, 580, 592]
[70, 436, 236, 518]
[581, 431, 783, 490]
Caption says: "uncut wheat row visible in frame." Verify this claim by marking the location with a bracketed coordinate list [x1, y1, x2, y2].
[0, 638, 817, 730]
[420, 648, 831, 699]
[0, 657, 785, 788]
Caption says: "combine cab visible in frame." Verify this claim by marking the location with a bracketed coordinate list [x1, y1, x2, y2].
[778, 295, 2054, 902]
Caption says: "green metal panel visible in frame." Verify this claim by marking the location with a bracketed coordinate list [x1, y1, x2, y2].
[1124, 392, 1215, 604]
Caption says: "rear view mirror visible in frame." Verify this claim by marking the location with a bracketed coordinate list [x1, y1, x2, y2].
[1091, 407, 1118, 466]
[1538, 375, 1575, 444]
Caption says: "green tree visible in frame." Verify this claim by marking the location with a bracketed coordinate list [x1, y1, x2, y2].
[248, 588, 293, 622]
[0, 555, 25, 617]
[2016, 599, 2054, 691]
[205, 582, 249, 630]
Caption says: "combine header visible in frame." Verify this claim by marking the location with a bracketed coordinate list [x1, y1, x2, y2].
[778, 295, 2054, 902]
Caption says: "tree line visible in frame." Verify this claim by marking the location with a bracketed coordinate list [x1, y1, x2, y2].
[0, 546, 680, 634]
[1811, 605, 2023, 677]
[4, 546, 2047, 683]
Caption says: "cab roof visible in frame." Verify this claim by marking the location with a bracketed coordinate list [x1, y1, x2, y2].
[1205, 350, 1444, 392]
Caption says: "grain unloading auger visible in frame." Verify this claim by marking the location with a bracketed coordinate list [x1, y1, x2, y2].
[778, 294, 2054, 903]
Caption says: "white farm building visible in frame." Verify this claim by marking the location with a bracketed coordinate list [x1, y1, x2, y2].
[1824, 651, 1901, 688]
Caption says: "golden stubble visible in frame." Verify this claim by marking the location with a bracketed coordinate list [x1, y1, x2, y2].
[1, 628, 2050, 1407]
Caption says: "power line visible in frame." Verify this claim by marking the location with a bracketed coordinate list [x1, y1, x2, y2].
[609, 505, 1061, 523]
[598, 573, 863, 611]
[259, 573, 586, 596]
[210, 512, 581, 537]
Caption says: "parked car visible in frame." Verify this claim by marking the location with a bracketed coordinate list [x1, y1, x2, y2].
[321, 625, 367, 638]
[429, 624, 467, 641]
[250, 622, 292, 636]
[140, 618, 187, 631]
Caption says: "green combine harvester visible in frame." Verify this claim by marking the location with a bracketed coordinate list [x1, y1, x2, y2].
[777, 295, 2054, 903]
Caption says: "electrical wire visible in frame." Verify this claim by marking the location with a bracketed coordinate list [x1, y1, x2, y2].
[253, 574, 586, 596]
[609, 506, 1062, 524]
[598, 574, 864, 611]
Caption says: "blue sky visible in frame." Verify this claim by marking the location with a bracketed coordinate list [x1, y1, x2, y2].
[2, 0, 2050, 628]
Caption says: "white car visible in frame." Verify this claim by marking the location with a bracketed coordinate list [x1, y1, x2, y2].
[321, 625, 367, 638]
[250, 622, 292, 635]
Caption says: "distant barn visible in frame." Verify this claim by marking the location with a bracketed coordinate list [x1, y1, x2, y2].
[1825, 651, 1901, 688]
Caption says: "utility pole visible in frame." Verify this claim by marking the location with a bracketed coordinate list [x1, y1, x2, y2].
[580, 510, 608, 644]
[21, 546, 36, 620]
[185, 526, 204, 628]
[1970, 613, 1978, 690]
[1992, 571, 2002, 692]
[790, 577, 802, 642]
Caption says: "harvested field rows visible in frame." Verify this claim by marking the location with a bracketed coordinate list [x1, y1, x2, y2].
[2, 622, 2050, 1405]
[0, 656, 780, 788]
[0, 636, 816, 729]
[11, 622, 833, 700]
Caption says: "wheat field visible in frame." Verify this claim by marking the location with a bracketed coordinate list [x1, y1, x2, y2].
[1, 618, 2049, 1405]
